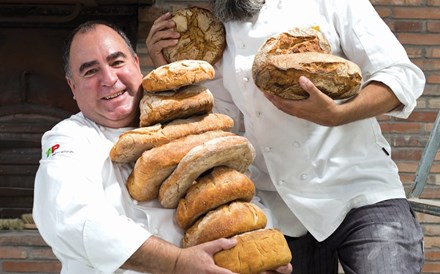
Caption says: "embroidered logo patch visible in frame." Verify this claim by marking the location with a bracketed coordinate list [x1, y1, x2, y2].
[46, 144, 60, 158]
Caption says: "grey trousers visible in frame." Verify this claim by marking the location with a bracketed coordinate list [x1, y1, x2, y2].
[284, 199, 424, 274]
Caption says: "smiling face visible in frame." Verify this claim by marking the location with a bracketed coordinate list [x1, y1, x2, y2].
[66, 24, 143, 128]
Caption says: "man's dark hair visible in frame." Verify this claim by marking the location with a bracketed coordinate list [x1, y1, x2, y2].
[63, 20, 136, 78]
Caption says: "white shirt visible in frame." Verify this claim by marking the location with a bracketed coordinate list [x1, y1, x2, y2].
[214, 0, 425, 241]
[33, 113, 184, 274]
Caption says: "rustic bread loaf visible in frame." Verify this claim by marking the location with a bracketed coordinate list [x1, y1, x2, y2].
[142, 60, 215, 92]
[253, 51, 362, 100]
[252, 28, 362, 100]
[176, 166, 255, 230]
[214, 228, 292, 274]
[110, 113, 234, 163]
[158, 135, 256, 208]
[162, 7, 226, 65]
[182, 201, 267, 248]
[139, 85, 214, 127]
[126, 130, 234, 202]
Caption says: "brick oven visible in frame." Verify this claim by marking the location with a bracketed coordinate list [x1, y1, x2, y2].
[0, 0, 152, 219]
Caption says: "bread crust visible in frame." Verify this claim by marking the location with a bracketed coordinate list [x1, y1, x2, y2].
[214, 228, 292, 274]
[182, 201, 267, 247]
[162, 7, 226, 65]
[126, 130, 234, 201]
[158, 135, 256, 208]
[142, 60, 215, 92]
[110, 113, 234, 163]
[253, 51, 362, 100]
[139, 85, 214, 127]
[176, 166, 255, 229]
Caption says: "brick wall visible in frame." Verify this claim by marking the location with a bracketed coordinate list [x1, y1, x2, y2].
[1, 1, 438, 273]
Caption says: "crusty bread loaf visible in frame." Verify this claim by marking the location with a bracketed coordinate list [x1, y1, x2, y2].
[158, 135, 256, 208]
[126, 130, 234, 202]
[110, 113, 234, 163]
[214, 228, 292, 274]
[182, 201, 267, 248]
[176, 166, 255, 229]
[142, 60, 215, 92]
[253, 51, 362, 100]
[258, 27, 331, 55]
[139, 85, 214, 127]
[163, 7, 226, 65]
[252, 27, 362, 100]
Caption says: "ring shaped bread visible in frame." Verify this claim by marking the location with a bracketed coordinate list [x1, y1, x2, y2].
[252, 27, 362, 100]
[158, 135, 256, 208]
[142, 60, 215, 92]
[214, 228, 292, 274]
[162, 7, 226, 65]
[176, 166, 255, 229]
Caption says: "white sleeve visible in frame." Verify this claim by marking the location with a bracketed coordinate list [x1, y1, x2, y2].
[33, 128, 151, 273]
[332, 0, 425, 118]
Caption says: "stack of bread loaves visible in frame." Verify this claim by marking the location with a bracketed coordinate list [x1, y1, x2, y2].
[252, 27, 362, 100]
[110, 59, 292, 273]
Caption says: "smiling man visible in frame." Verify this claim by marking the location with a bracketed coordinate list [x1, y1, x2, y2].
[32, 21, 292, 274]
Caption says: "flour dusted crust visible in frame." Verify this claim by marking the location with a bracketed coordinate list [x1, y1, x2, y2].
[142, 60, 215, 92]
[214, 228, 292, 274]
[176, 166, 255, 230]
[139, 85, 214, 127]
[163, 7, 226, 65]
[252, 27, 362, 100]
[110, 113, 234, 163]
[158, 135, 256, 208]
[126, 130, 234, 202]
[182, 201, 267, 248]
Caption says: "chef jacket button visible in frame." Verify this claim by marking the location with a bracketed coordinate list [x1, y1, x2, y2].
[293, 141, 301, 148]
[256, 111, 262, 117]
[240, 42, 246, 49]
[243, 76, 249, 82]
[264, 146, 271, 152]
[279, 180, 285, 185]
[300, 173, 309, 180]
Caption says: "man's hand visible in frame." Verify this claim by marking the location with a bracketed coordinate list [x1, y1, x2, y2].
[146, 12, 180, 67]
[263, 76, 343, 126]
[175, 238, 237, 274]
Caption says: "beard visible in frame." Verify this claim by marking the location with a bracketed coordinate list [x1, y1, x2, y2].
[209, 0, 265, 22]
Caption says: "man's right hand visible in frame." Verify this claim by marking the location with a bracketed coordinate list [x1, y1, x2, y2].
[146, 12, 180, 67]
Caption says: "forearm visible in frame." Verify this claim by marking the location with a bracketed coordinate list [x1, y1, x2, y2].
[337, 81, 402, 125]
[122, 236, 181, 273]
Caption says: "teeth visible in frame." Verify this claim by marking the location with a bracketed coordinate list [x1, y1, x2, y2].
[104, 90, 124, 100]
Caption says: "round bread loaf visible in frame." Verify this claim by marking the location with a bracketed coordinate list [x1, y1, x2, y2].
[139, 85, 214, 127]
[214, 228, 292, 274]
[162, 7, 226, 65]
[252, 28, 362, 100]
[182, 201, 267, 248]
[142, 60, 215, 92]
[176, 166, 255, 230]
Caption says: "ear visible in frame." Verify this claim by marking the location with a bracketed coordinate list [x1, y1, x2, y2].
[66, 76, 76, 98]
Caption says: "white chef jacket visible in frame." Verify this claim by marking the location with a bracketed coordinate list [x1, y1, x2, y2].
[211, 0, 425, 242]
[32, 113, 184, 274]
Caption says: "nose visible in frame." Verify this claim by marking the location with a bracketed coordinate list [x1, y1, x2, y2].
[100, 65, 118, 87]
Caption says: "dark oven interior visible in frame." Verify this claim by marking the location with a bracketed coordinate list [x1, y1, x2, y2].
[0, 0, 149, 218]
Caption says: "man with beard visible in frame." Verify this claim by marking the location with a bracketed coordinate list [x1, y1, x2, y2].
[33, 20, 292, 274]
[146, 0, 426, 273]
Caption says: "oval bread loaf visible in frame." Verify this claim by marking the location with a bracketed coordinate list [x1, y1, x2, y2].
[176, 166, 255, 229]
[214, 228, 292, 274]
[110, 113, 234, 163]
[182, 201, 267, 248]
[126, 130, 234, 201]
[253, 51, 362, 100]
[162, 7, 226, 65]
[139, 85, 214, 127]
[158, 135, 256, 208]
[142, 60, 215, 92]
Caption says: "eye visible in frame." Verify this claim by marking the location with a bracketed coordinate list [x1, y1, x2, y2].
[111, 59, 125, 67]
[83, 68, 98, 77]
